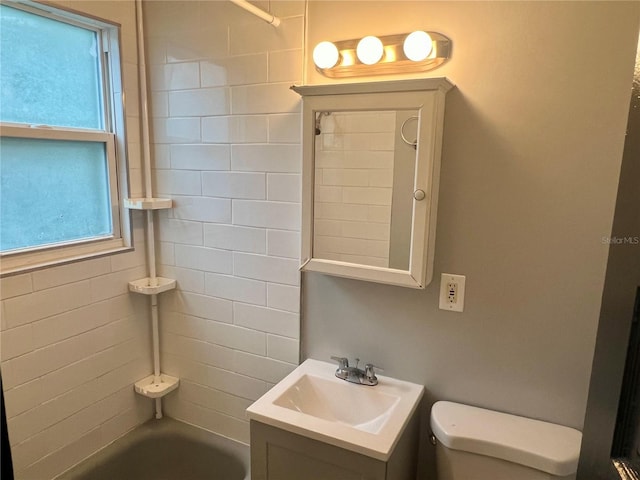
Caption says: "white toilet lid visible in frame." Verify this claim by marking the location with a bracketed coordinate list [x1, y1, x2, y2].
[430, 401, 582, 476]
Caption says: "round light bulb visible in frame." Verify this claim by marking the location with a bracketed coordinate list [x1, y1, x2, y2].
[356, 36, 384, 65]
[313, 41, 339, 69]
[403, 31, 433, 62]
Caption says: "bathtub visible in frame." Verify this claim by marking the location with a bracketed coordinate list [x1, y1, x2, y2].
[57, 417, 249, 480]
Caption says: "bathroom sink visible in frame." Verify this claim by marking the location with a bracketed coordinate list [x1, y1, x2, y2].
[246, 359, 424, 461]
[273, 373, 399, 434]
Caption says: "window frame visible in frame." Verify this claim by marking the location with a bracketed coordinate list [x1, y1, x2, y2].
[0, 0, 133, 275]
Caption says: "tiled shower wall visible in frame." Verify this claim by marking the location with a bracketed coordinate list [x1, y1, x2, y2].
[0, 2, 153, 479]
[144, 1, 304, 443]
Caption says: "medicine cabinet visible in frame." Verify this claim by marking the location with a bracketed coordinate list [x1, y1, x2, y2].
[292, 78, 453, 289]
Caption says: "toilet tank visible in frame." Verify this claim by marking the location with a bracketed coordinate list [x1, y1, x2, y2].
[430, 401, 582, 480]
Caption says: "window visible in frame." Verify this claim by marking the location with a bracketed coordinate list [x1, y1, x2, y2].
[0, 1, 130, 273]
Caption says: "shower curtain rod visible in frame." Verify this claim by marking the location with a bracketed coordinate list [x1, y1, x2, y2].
[229, 0, 281, 26]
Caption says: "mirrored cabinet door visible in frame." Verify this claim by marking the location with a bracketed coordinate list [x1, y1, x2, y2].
[292, 78, 453, 289]
[313, 108, 418, 271]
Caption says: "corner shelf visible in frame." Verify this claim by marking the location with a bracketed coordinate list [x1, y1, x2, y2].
[128, 277, 176, 295]
[124, 197, 173, 210]
[134, 374, 180, 399]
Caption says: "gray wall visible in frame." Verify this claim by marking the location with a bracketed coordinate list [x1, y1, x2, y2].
[302, 2, 640, 477]
[578, 32, 640, 479]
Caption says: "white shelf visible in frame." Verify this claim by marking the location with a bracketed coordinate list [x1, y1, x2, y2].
[128, 277, 176, 295]
[134, 374, 180, 399]
[124, 197, 173, 210]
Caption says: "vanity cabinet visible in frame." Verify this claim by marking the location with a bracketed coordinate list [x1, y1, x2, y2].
[247, 359, 425, 480]
[250, 414, 420, 480]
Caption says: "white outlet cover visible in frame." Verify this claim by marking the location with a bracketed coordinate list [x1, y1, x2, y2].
[439, 273, 466, 312]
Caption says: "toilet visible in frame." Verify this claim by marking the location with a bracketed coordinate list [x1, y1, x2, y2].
[430, 401, 582, 480]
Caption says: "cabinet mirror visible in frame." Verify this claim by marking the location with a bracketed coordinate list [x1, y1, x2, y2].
[292, 79, 453, 289]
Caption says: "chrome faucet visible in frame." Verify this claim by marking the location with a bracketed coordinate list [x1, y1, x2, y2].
[330, 356, 381, 386]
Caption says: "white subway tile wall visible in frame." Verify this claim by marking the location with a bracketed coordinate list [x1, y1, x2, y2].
[1, 232, 154, 480]
[145, 0, 303, 444]
[0, 2, 154, 479]
[314, 111, 396, 267]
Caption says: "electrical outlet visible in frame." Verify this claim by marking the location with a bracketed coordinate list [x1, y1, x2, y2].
[439, 273, 466, 312]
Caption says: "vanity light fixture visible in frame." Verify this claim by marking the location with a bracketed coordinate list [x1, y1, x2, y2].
[403, 30, 433, 61]
[312, 30, 451, 78]
[356, 35, 384, 65]
[313, 41, 340, 69]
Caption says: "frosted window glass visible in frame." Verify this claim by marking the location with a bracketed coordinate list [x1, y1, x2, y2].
[0, 138, 112, 251]
[0, 5, 104, 129]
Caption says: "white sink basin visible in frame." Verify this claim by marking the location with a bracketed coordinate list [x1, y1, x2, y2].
[273, 373, 400, 434]
[246, 359, 424, 461]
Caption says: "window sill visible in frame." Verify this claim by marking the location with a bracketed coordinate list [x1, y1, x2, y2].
[0, 239, 133, 277]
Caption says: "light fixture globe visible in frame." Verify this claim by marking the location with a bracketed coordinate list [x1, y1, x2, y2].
[403, 31, 433, 62]
[356, 36, 384, 65]
[313, 41, 340, 69]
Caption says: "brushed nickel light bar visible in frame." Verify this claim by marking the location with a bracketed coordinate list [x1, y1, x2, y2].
[312, 31, 452, 78]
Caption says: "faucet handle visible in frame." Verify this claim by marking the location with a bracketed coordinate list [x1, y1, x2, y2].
[330, 356, 349, 370]
[364, 364, 383, 381]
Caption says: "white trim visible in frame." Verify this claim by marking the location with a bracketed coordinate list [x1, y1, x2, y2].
[1, 239, 131, 276]
[0, 124, 113, 141]
[305, 258, 424, 289]
[106, 134, 121, 240]
[1, 0, 120, 29]
[105, 21, 133, 253]
[291, 78, 454, 97]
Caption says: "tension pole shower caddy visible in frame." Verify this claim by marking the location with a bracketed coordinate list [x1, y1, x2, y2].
[124, 0, 281, 420]
[124, 0, 178, 420]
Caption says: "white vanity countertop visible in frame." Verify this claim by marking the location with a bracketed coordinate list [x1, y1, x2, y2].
[246, 358, 424, 461]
